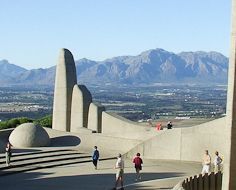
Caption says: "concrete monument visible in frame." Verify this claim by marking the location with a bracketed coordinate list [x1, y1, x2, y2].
[9, 123, 50, 147]
[51, 4, 236, 186]
[52, 48, 153, 140]
[52, 49, 77, 132]
[70, 85, 92, 132]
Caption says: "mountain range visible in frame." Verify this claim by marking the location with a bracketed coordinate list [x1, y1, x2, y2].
[0, 48, 228, 87]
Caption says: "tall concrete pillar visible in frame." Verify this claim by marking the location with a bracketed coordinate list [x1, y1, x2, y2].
[223, 0, 236, 189]
[87, 102, 105, 133]
[52, 49, 77, 132]
[70, 85, 92, 133]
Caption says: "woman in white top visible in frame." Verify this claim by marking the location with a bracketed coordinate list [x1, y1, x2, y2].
[214, 151, 222, 173]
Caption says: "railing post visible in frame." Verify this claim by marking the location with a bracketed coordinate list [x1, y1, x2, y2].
[216, 172, 222, 190]
[183, 180, 187, 189]
[203, 174, 209, 190]
[209, 172, 216, 190]
[198, 174, 203, 190]
[190, 176, 194, 190]
[193, 175, 198, 190]
[186, 178, 190, 189]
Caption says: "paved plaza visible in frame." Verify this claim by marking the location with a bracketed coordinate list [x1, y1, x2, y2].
[0, 152, 201, 190]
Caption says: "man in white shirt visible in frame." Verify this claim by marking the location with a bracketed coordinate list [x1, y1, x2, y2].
[201, 150, 211, 175]
[113, 153, 124, 190]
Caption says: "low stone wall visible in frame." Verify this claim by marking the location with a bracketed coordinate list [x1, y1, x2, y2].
[173, 172, 222, 190]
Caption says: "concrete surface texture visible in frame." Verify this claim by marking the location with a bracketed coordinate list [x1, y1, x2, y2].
[126, 117, 227, 162]
[87, 102, 105, 133]
[44, 127, 141, 156]
[9, 123, 50, 147]
[101, 112, 157, 140]
[70, 84, 92, 132]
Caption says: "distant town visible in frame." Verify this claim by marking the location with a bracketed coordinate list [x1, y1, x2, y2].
[0, 84, 227, 123]
[0, 87, 53, 121]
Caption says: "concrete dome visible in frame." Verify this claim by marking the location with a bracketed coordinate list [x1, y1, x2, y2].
[9, 123, 50, 147]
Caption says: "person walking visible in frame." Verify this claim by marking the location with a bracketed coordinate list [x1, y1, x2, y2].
[214, 151, 222, 173]
[133, 153, 143, 181]
[201, 150, 211, 175]
[113, 153, 124, 190]
[5, 141, 12, 167]
[92, 146, 99, 169]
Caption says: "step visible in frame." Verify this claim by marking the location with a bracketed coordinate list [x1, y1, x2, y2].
[0, 149, 89, 170]
[0, 153, 91, 169]
[0, 150, 85, 165]
[0, 148, 81, 159]
[0, 156, 116, 176]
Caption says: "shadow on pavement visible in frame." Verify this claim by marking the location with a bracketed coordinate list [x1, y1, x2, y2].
[12, 148, 42, 154]
[50, 135, 81, 147]
[0, 170, 184, 190]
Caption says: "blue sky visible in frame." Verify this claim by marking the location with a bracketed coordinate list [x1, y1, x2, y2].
[0, 0, 231, 69]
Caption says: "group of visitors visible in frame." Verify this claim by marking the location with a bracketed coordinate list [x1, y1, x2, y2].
[92, 146, 143, 190]
[156, 121, 173, 131]
[201, 150, 223, 175]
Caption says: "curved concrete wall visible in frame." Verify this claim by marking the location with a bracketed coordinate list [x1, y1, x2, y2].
[126, 117, 227, 162]
[44, 127, 141, 156]
[101, 112, 157, 140]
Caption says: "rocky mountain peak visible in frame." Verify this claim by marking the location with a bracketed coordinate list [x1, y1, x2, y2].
[0, 48, 229, 87]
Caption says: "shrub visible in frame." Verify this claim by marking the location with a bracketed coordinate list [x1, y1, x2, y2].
[34, 115, 52, 128]
[0, 117, 33, 130]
